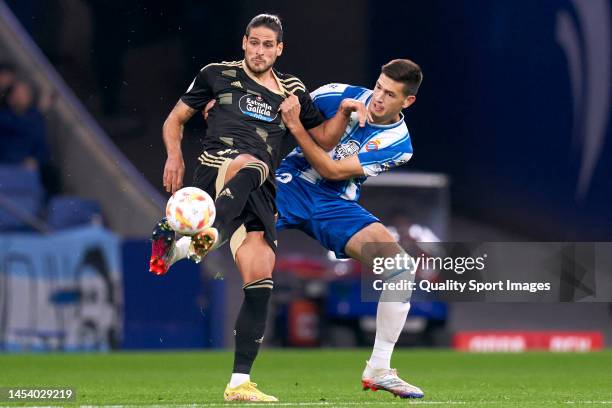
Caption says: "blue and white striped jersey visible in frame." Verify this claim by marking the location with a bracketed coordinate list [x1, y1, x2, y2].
[277, 83, 413, 201]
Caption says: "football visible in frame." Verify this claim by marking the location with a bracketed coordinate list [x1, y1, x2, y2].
[165, 187, 216, 235]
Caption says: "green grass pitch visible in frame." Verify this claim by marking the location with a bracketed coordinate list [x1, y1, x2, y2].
[1, 349, 611, 407]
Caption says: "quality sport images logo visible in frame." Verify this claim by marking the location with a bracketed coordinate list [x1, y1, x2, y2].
[239, 94, 277, 122]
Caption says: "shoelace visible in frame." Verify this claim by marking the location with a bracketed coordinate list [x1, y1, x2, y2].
[377, 369, 416, 389]
[245, 382, 259, 390]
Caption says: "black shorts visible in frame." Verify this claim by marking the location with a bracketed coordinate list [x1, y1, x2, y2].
[192, 149, 277, 255]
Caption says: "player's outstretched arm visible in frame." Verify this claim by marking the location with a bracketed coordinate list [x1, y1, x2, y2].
[162, 99, 197, 193]
[280, 96, 365, 181]
[308, 98, 370, 151]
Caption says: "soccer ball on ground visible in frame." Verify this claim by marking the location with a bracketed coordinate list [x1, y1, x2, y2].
[165, 187, 216, 235]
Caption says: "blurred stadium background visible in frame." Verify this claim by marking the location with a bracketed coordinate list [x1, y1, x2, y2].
[1, 0, 611, 358]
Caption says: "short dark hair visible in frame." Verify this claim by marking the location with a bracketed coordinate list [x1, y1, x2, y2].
[245, 14, 283, 43]
[381, 59, 423, 96]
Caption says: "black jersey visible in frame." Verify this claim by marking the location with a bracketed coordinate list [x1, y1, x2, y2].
[180, 60, 324, 171]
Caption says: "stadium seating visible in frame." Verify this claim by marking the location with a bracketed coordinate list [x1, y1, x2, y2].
[0, 165, 44, 231]
[46, 195, 103, 230]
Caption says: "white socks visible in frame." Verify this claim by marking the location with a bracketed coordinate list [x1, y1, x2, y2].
[229, 373, 250, 388]
[368, 301, 411, 370]
[168, 236, 191, 266]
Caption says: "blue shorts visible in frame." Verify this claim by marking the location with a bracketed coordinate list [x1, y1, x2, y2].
[275, 175, 379, 258]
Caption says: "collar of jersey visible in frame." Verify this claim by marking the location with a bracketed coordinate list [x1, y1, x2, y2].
[241, 59, 287, 97]
[364, 94, 405, 129]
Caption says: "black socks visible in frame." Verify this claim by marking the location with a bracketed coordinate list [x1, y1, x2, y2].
[232, 278, 274, 374]
[213, 162, 267, 242]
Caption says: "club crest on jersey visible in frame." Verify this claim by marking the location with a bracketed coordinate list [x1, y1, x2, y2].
[239, 94, 277, 122]
[333, 140, 360, 160]
[365, 139, 381, 152]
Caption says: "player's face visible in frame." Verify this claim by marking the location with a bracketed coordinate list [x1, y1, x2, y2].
[369, 73, 416, 124]
[242, 27, 283, 75]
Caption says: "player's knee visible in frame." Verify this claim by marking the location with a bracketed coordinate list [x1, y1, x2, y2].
[246, 269, 273, 283]
[234, 153, 258, 162]
[346, 222, 400, 262]
[234, 154, 267, 172]
[244, 159, 269, 182]
[227, 155, 269, 184]
[368, 223, 396, 242]
[235, 233, 275, 282]
[238, 264, 272, 286]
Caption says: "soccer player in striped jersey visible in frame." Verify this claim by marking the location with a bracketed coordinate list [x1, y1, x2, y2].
[277, 59, 425, 399]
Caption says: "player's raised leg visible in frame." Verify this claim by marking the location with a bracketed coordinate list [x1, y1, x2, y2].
[150, 153, 269, 274]
[190, 154, 269, 263]
[223, 231, 278, 402]
[345, 222, 424, 399]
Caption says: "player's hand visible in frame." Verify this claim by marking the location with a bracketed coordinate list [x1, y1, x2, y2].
[163, 154, 185, 194]
[279, 94, 303, 131]
[339, 98, 371, 127]
[202, 99, 216, 120]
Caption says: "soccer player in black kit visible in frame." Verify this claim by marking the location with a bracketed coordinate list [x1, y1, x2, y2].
[148, 14, 367, 401]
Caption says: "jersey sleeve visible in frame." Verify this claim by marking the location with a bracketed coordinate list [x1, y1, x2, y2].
[296, 89, 325, 130]
[357, 132, 413, 177]
[180, 65, 214, 110]
[310, 83, 349, 119]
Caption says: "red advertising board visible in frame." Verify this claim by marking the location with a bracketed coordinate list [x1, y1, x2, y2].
[453, 331, 604, 352]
